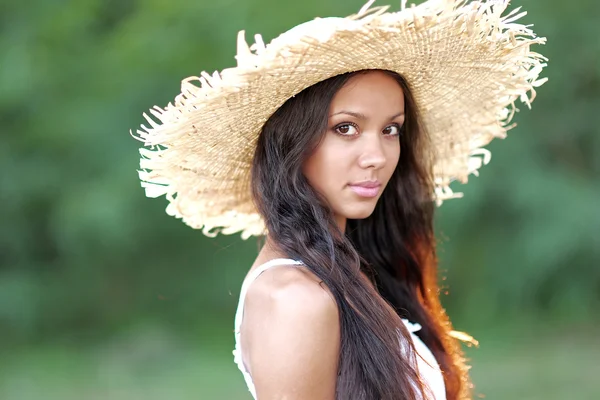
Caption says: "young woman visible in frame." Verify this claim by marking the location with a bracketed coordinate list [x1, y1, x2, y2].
[238, 69, 454, 399]
[134, 1, 547, 399]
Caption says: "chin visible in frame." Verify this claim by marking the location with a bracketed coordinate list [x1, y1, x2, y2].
[341, 204, 377, 220]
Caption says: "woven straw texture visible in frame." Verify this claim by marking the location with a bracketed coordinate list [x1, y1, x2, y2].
[134, 0, 547, 239]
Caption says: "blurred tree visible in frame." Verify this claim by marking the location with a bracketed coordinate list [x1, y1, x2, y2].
[0, 0, 598, 345]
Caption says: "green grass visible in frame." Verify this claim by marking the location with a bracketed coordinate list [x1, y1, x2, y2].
[467, 326, 600, 400]
[1, 323, 598, 400]
[0, 324, 250, 400]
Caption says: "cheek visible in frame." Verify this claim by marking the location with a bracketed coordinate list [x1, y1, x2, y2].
[379, 140, 401, 179]
[303, 149, 329, 190]
[303, 140, 347, 191]
[391, 144, 401, 169]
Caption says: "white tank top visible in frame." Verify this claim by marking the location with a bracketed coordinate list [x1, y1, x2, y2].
[232, 258, 446, 399]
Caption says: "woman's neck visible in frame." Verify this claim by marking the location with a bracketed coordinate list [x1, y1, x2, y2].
[334, 214, 347, 233]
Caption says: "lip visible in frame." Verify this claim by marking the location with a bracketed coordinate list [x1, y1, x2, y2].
[348, 181, 381, 198]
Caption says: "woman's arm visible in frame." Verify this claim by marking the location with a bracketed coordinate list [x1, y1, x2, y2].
[243, 267, 340, 400]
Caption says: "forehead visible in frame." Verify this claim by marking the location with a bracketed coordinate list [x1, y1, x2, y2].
[330, 71, 405, 113]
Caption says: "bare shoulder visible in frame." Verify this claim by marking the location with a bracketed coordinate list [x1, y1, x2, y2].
[244, 264, 339, 343]
[242, 264, 340, 399]
[246, 264, 336, 314]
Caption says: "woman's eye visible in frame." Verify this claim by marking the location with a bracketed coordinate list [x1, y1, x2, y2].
[335, 123, 359, 136]
[383, 124, 402, 136]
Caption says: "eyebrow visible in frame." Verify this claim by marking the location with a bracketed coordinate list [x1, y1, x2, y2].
[329, 110, 405, 120]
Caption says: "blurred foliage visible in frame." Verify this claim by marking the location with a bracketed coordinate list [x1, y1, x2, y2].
[1, 0, 599, 398]
[0, 0, 598, 361]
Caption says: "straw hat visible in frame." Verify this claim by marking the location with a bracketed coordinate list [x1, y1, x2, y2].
[133, 0, 547, 239]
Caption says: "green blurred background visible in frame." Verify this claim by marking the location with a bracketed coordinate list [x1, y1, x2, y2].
[1, 0, 598, 399]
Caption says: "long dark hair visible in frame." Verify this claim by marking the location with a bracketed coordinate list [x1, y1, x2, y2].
[251, 70, 471, 400]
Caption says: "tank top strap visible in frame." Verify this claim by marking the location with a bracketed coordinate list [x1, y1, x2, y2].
[234, 258, 304, 334]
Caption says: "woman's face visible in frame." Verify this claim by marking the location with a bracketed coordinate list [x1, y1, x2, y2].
[303, 71, 405, 230]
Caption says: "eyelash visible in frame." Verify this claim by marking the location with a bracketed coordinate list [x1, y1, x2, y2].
[333, 122, 404, 137]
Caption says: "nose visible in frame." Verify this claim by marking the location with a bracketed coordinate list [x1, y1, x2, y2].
[357, 134, 386, 170]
